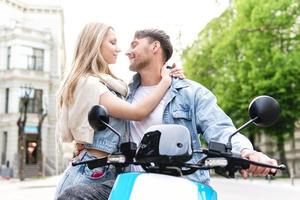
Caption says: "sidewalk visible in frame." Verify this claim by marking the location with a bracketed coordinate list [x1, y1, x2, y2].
[0, 175, 61, 200]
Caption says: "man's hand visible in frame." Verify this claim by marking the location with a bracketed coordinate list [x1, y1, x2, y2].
[240, 149, 278, 179]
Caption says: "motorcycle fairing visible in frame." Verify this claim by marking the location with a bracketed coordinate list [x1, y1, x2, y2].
[109, 172, 217, 200]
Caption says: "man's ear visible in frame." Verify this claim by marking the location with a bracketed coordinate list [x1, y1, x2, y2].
[152, 41, 161, 53]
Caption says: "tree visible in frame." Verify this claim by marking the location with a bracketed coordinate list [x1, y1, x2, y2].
[36, 89, 47, 177]
[17, 88, 31, 181]
[183, 0, 300, 175]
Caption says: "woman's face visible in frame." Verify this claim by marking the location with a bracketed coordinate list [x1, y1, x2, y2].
[100, 29, 121, 64]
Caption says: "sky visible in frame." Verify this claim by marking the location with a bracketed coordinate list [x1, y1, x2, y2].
[22, 0, 230, 81]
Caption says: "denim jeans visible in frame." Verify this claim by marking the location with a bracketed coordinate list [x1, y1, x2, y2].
[55, 150, 116, 199]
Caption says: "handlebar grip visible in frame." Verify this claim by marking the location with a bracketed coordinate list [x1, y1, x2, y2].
[268, 164, 286, 176]
[72, 157, 108, 170]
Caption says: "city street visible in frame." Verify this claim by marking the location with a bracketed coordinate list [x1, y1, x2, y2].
[0, 176, 58, 200]
[0, 175, 299, 200]
[210, 177, 300, 200]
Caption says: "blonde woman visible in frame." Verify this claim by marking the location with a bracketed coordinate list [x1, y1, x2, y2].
[55, 23, 182, 199]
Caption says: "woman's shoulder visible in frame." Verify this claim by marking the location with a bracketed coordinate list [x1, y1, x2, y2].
[79, 75, 103, 87]
[77, 75, 108, 93]
[85, 75, 101, 83]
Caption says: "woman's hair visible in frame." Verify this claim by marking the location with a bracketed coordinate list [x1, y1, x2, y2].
[57, 23, 117, 107]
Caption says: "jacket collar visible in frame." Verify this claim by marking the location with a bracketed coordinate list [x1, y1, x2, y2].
[128, 73, 189, 92]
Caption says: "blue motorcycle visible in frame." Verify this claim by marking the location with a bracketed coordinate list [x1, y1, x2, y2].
[73, 95, 286, 200]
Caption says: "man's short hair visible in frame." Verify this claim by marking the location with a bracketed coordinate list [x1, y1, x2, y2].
[134, 29, 173, 62]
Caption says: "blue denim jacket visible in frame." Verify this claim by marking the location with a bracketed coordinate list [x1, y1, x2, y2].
[84, 90, 127, 154]
[127, 74, 253, 185]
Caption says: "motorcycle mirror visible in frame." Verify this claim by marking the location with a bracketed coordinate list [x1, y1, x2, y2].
[88, 105, 109, 131]
[88, 105, 122, 146]
[226, 95, 280, 153]
[248, 95, 280, 127]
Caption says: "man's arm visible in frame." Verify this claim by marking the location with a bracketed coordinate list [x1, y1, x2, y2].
[194, 86, 278, 177]
[194, 87, 252, 152]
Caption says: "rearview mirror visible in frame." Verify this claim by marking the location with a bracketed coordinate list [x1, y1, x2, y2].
[88, 105, 109, 131]
[248, 95, 280, 127]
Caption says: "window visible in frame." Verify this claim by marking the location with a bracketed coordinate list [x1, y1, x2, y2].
[7, 47, 11, 69]
[27, 48, 44, 71]
[5, 88, 9, 113]
[1, 131, 8, 165]
[19, 89, 43, 114]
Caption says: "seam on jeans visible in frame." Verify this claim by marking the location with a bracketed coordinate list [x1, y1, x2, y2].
[57, 171, 70, 196]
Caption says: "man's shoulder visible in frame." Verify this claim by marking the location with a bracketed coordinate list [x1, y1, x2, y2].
[172, 78, 210, 93]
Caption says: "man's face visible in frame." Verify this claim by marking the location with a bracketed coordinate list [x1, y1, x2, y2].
[126, 37, 152, 72]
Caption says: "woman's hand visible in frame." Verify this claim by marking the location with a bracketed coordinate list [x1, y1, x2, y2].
[160, 64, 172, 86]
[169, 63, 185, 79]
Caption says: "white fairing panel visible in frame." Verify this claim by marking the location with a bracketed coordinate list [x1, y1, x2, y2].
[129, 173, 198, 200]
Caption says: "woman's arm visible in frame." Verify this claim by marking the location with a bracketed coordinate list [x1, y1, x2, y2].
[100, 66, 171, 121]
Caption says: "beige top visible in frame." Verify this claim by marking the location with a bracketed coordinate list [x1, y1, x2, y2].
[55, 76, 109, 144]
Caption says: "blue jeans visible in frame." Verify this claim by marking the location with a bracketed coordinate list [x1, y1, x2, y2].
[55, 150, 116, 199]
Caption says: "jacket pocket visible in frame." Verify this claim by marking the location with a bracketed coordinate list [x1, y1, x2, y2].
[172, 110, 192, 120]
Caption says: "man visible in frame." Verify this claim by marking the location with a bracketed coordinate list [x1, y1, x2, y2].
[125, 28, 277, 184]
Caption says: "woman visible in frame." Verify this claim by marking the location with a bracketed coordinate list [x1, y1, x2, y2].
[55, 23, 182, 199]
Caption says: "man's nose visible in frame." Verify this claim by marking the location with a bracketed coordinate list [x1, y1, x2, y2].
[125, 49, 132, 57]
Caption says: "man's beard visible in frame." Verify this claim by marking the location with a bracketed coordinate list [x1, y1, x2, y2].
[129, 58, 150, 72]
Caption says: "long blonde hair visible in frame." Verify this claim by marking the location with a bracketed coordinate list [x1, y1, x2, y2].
[57, 23, 117, 107]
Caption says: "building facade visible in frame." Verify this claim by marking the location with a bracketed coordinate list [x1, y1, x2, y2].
[0, 0, 65, 177]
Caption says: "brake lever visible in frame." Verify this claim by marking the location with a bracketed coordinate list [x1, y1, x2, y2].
[72, 157, 108, 170]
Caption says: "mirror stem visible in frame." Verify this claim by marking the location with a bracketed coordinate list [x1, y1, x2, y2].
[100, 119, 121, 148]
[226, 116, 258, 152]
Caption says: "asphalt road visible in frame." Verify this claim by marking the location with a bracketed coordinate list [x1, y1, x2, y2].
[210, 177, 300, 200]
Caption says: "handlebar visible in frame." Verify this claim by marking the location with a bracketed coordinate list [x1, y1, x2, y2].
[71, 145, 286, 178]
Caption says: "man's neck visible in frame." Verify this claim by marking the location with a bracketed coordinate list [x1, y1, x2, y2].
[139, 62, 164, 86]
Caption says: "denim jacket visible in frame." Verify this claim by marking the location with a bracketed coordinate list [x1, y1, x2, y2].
[127, 74, 253, 185]
[85, 90, 128, 154]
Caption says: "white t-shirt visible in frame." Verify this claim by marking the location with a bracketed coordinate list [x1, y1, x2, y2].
[130, 85, 168, 171]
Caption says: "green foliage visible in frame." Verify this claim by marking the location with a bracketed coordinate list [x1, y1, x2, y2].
[183, 0, 300, 139]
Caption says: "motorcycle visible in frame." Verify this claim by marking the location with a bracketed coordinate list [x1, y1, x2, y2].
[72, 95, 286, 200]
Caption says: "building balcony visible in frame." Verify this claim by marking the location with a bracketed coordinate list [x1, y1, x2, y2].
[0, 68, 50, 83]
